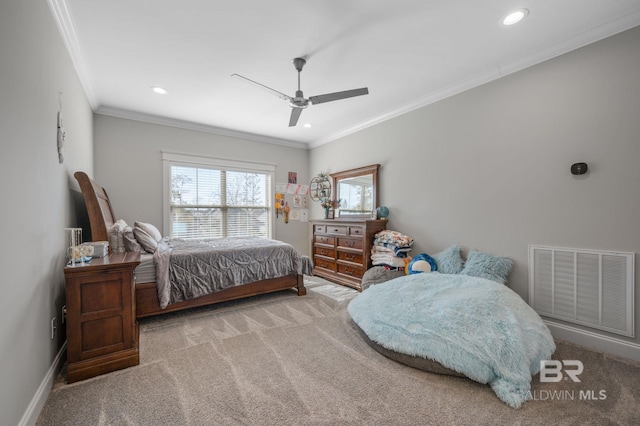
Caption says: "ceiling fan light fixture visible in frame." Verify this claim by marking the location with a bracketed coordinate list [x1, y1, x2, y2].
[502, 9, 529, 26]
[151, 86, 168, 95]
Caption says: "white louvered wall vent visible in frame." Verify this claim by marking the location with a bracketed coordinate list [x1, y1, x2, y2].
[528, 245, 635, 337]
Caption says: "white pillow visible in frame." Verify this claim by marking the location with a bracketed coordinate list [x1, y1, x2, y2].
[134, 221, 162, 242]
[133, 227, 158, 253]
[108, 219, 128, 253]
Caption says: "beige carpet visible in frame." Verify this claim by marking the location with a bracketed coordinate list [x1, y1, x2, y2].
[38, 277, 640, 425]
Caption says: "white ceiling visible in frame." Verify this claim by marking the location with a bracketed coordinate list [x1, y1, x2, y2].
[51, 0, 640, 148]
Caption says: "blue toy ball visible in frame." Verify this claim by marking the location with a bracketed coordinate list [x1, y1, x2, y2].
[408, 253, 438, 274]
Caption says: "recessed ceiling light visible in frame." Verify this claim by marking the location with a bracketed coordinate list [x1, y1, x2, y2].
[303, 123, 313, 128]
[151, 86, 168, 95]
[502, 9, 529, 26]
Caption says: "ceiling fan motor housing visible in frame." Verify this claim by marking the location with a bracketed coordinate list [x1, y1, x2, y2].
[290, 90, 309, 108]
[293, 57, 306, 71]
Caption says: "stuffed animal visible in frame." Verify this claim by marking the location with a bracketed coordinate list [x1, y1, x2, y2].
[403, 257, 412, 275]
[407, 253, 438, 274]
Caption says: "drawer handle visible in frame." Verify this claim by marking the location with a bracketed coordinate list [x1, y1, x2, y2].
[344, 268, 354, 275]
[344, 254, 355, 261]
[320, 249, 329, 255]
[331, 228, 340, 233]
[345, 241, 354, 247]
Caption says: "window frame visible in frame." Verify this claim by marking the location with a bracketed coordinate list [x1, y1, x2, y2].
[162, 152, 275, 239]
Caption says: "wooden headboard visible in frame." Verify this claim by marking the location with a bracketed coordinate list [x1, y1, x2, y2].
[74, 171, 116, 242]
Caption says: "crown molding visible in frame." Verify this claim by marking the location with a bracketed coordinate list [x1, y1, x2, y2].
[497, 9, 640, 77]
[95, 106, 309, 150]
[311, 14, 640, 149]
[47, 0, 98, 109]
[309, 67, 502, 149]
[49, 0, 640, 150]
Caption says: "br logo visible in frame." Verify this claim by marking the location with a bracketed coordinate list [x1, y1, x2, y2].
[540, 360, 584, 382]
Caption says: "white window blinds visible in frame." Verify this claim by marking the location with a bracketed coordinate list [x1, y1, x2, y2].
[163, 153, 273, 239]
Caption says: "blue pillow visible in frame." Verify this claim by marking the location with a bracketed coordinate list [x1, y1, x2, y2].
[461, 250, 513, 284]
[432, 245, 464, 274]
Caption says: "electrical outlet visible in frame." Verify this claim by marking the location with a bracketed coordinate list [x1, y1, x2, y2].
[51, 317, 56, 340]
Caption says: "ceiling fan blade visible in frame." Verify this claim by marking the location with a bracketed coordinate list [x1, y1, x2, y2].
[309, 87, 369, 105]
[231, 73, 292, 101]
[289, 107, 303, 127]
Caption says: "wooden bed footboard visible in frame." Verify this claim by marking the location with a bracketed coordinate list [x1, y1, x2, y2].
[136, 274, 306, 318]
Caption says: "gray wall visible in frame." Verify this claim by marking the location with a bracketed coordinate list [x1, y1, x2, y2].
[0, 1, 94, 425]
[93, 115, 310, 254]
[311, 26, 640, 353]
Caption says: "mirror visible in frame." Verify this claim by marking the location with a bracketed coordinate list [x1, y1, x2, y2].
[332, 164, 379, 218]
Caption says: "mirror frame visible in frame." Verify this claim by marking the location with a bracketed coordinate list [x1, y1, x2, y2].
[331, 164, 380, 219]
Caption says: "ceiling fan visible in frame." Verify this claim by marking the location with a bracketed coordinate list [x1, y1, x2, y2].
[231, 57, 369, 127]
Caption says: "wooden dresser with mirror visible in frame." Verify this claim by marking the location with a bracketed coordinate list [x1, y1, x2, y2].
[311, 164, 386, 291]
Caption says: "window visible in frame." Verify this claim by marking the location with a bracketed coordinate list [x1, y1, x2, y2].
[163, 153, 274, 239]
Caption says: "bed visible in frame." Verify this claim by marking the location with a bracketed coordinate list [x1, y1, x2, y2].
[74, 171, 311, 318]
[348, 247, 556, 408]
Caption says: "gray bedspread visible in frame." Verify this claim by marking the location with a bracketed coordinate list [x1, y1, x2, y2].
[154, 237, 313, 309]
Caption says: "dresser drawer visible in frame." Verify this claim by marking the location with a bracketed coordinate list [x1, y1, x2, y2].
[349, 226, 365, 236]
[337, 264, 364, 279]
[337, 251, 364, 264]
[314, 246, 335, 258]
[326, 225, 348, 235]
[315, 235, 335, 245]
[337, 237, 363, 250]
[314, 256, 336, 271]
[314, 224, 326, 233]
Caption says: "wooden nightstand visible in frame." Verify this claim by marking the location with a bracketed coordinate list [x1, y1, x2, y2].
[64, 251, 141, 383]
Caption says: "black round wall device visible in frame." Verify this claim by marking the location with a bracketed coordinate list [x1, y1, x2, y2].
[571, 162, 588, 175]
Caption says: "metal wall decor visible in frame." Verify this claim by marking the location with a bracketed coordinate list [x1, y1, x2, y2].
[309, 173, 331, 202]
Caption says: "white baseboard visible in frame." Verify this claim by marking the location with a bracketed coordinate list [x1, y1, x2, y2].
[545, 320, 640, 362]
[19, 341, 67, 426]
